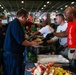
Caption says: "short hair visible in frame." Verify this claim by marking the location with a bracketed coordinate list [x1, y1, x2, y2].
[16, 8, 28, 17]
[56, 14, 64, 19]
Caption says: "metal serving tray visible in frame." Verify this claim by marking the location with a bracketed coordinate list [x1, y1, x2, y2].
[38, 55, 69, 64]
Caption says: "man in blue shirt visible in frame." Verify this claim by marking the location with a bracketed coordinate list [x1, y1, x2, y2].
[3, 9, 37, 75]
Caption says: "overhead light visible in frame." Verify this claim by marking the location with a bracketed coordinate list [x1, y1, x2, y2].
[71, 2, 74, 4]
[21, 1, 24, 3]
[60, 8, 63, 10]
[44, 5, 46, 7]
[65, 5, 68, 8]
[1, 7, 3, 9]
[4, 10, 6, 12]
[56, 10, 58, 12]
[41, 8, 43, 9]
[0, 5, 1, 7]
[47, 1, 49, 4]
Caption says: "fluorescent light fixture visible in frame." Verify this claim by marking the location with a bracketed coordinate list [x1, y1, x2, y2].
[65, 5, 68, 7]
[1, 7, 3, 9]
[21, 1, 24, 3]
[56, 10, 58, 12]
[71, 2, 74, 4]
[44, 5, 46, 7]
[61, 8, 63, 10]
[47, 1, 49, 4]
[4, 10, 6, 12]
[0, 5, 1, 7]
[41, 8, 43, 9]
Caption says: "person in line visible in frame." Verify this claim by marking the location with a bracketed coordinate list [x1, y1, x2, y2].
[31, 20, 54, 38]
[47, 14, 68, 55]
[49, 6, 76, 73]
[3, 9, 37, 75]
[31, 23, 37, 32]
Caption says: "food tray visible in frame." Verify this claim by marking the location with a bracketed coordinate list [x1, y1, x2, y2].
[38, 55, 69, 64]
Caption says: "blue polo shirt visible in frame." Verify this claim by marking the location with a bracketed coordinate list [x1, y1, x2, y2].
[3, 18, 25, 54]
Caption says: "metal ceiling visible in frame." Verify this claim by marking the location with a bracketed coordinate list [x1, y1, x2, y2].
[0, 0, 76, 15]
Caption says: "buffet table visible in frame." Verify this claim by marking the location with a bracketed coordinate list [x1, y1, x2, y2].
[24, 36, 75, 75]
[25, 53, 76, 75]
[37, 55, 69, 65]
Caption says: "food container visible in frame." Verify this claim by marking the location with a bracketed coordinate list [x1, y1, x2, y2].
[38, 55, 69, 64]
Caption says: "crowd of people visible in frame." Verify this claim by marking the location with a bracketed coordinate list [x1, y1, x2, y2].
[49, 6, 76, 74]
[0, 6, 76, 75]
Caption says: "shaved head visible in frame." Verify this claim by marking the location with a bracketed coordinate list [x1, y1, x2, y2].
[64, 6, 76, 14]
[64, 6, 76, 22]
